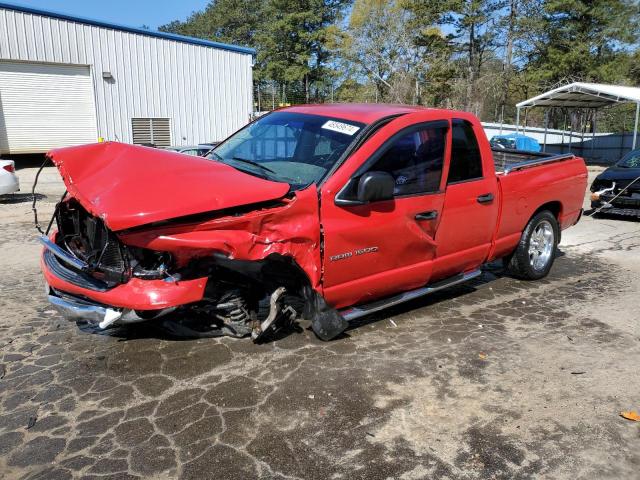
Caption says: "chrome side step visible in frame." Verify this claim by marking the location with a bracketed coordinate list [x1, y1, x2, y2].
[340, 269, 482, 322]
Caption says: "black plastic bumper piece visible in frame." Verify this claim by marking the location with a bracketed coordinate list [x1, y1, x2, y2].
[43, 249, 111, 292]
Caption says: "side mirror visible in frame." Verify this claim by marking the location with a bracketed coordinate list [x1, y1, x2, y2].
[357, 171, 395, 203]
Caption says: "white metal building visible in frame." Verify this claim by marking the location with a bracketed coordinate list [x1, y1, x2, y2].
[0, 2, 254, 154]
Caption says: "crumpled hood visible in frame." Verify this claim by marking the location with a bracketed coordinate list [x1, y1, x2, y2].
[48, 142, 290, 231]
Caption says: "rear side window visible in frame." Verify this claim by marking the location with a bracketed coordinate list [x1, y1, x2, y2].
[448, 119, 483, 183]
[367, 122, 447, 196]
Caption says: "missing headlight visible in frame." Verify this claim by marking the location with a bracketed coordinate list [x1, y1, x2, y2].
[129, 248, 174, 280]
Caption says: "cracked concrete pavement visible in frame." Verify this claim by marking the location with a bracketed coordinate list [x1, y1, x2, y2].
[0, 166, 639, 479]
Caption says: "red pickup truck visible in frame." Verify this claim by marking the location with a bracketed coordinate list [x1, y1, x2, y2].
[39, 104, 587, 341]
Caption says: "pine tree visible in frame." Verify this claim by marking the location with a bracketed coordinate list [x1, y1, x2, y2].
[257, 0, 350, 101]
[159, 0, 264, 47]
[527, 0, 640, 85]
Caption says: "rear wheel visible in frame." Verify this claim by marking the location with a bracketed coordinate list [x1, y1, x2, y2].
[504, 210, 558, 280]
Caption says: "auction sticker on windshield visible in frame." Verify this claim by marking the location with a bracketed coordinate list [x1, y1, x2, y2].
[322, 120, 360, 136]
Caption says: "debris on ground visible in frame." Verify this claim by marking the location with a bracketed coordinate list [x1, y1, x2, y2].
[26, 415, 37, 429]
[620, 411, 640, 422]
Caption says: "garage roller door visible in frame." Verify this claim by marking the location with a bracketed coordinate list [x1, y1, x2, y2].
[0, 62, 98, 154]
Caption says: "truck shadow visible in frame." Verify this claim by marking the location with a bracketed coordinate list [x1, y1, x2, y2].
[586, 209, 640, 222]
[73, 252, 569, 344]
[343, 270, 497, 335]
[78, 263, 507, 344]
[76, 311, 305, 343]
[340, 253, 568, 336]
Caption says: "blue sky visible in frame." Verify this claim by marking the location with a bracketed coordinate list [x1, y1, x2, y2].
[8, 0, 209, 30]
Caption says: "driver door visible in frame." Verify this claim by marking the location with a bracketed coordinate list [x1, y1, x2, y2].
[319, 117, 451, 309]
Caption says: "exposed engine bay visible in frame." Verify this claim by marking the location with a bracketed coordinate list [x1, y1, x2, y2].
[43, 194, 347, 342]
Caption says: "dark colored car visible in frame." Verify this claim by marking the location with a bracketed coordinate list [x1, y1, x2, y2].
[164, 143, 218, 157]
[590, 149, 640, 216]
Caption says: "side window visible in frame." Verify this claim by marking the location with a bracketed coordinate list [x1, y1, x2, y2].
[367, 123, 447, 196]
[448, 119, 483, 183]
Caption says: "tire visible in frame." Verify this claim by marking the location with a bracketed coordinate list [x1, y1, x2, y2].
[504, 210, 559, 280]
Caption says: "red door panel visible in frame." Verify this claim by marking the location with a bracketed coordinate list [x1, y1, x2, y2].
[320, 113, 452, 309]
[321, 194, 445, 309]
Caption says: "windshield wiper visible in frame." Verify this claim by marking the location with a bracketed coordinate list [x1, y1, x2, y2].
[230, 156, 277, 174]
[211, 154, 295, 183]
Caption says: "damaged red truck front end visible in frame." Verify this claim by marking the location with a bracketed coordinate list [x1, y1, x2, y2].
[41, 140, 342, 341]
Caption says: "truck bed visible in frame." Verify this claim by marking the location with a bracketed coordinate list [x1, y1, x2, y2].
[492, 148, 576, 174]
[490, 148, 588, 261]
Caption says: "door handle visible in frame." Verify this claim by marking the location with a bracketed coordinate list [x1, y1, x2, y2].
[415, 210, 438, 221]
[477, 193, 494, 204]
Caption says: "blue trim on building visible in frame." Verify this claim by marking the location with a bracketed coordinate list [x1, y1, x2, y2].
[0, 1, 256, 55]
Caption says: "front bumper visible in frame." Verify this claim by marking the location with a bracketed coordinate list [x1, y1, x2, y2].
[591, 194, 640, 216]
[40, 235, 209, 315]
[47, 288, 153, 327]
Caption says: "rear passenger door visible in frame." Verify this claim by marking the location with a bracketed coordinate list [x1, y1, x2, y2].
[431, 119, 499, 280]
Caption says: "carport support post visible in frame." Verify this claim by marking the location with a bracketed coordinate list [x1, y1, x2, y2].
[590, 109, 597, 160]
[543, 110, 549, 152]
[568, 115, 573, 153]
[560, 111, 567, 154]
[633, 102, 640, 150]
[516, 107, 521, 134]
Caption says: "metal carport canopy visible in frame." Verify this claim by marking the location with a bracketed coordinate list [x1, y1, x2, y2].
[515, 82, 640, 149]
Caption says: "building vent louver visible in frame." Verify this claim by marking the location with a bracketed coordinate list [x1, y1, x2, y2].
[131, 118, 171, 147]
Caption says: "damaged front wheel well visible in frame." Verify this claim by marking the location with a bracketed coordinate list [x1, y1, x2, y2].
[189, 252, 347, 341]
[204, 253, 313, 298]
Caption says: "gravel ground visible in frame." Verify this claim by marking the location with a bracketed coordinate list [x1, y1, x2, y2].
[0, 166, 638, 480]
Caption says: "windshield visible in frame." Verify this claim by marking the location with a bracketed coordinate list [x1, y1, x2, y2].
[209, 112, 364, 189]
[617, 150, 640, 168]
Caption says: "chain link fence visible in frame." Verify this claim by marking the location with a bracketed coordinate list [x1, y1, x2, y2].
[253, 82, 339, 113]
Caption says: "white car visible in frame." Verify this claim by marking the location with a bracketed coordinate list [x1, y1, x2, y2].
[0, 159, 19, 195]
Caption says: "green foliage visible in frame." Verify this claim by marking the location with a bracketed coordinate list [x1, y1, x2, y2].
[159, 0, 263, 46]
[161, 0, 640, 127]
[257, 0, 349, 87]
[161, 0, 349, 100]
[526, 0, 640, 85]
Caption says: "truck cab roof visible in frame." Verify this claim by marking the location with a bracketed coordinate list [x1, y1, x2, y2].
[284, 103, 432, 124]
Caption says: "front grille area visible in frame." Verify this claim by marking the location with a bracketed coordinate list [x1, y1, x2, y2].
[43, 249, 110, 292]
[101, 240, 126, 272]
[55, 200, 130, 286]
[600, 193, 640, 208]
